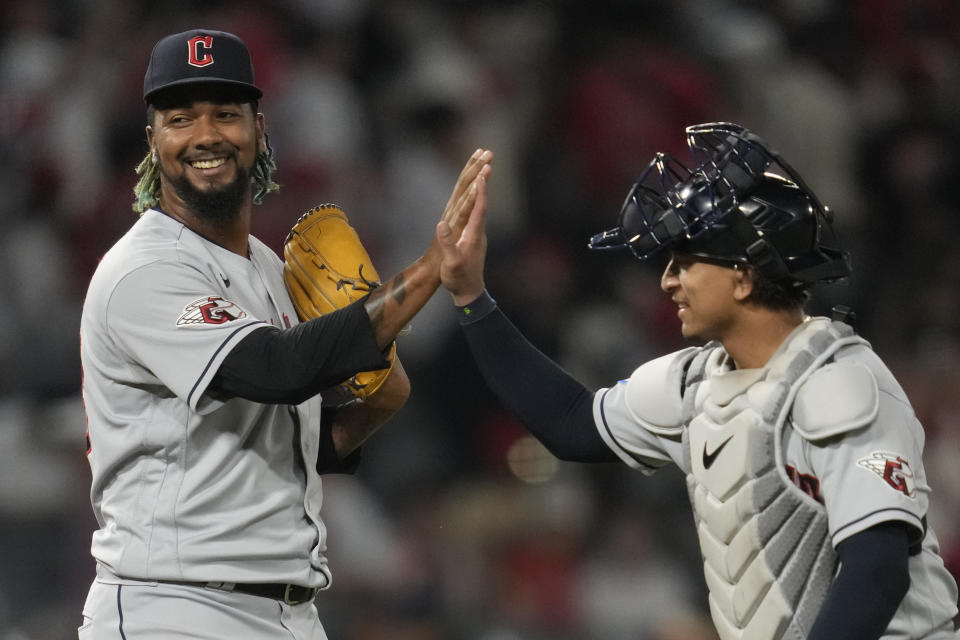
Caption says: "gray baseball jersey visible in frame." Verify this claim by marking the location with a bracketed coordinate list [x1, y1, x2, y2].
[81, 209, 331, 588]
[594, 317, 959, 638]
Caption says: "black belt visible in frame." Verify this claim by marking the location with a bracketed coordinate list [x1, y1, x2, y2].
[230, 583, 320, 605]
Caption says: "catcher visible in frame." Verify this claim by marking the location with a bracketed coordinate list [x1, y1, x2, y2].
[439, 122, 959, 639]
[78, 28, 492, 639]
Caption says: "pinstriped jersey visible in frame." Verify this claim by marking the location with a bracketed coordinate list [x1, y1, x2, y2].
[594, 318, 959, 638]
[80, 209, 332, 588]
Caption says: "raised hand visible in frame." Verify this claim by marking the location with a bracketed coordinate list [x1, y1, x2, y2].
[418, 148, 492, 279]
[437, 165, 489, 306]
[439, 149, 494, 239]
[363, 148, 492, 347]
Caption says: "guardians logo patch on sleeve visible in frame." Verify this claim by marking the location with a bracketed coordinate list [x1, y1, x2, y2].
[857, 451, 917, 498]
[177, 296, 248, 327]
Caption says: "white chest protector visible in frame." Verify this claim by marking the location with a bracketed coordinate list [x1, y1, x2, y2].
[678, 320, 870, 639]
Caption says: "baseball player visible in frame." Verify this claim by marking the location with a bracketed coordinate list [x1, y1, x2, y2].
[438, 122, 960, 638]
[78, 29, 491, 639]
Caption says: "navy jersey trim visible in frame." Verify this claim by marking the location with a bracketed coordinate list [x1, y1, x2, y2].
[597, 387, 660, 472]
[832, 507, 924, 548]
[117, 585, 128, 639]
[187, 320, 263, 407]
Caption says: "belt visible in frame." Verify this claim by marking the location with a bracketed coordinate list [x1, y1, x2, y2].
[220, 582, 320, 605]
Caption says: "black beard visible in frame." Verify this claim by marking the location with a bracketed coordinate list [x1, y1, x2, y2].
[163, 161, 252, 225]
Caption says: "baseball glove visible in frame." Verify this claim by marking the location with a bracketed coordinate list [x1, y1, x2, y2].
[283, 203, 396, 400]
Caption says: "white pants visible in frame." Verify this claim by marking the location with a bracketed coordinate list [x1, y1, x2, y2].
[78, 578, 328, 639]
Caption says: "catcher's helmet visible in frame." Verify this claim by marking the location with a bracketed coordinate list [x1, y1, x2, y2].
[589, 123, 851, 284]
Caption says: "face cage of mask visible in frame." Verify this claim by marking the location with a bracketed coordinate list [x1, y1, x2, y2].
[588, 123, 808, 261]
[589, 155, 753, 261]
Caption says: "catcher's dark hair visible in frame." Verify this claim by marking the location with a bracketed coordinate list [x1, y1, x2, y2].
[741, 264, 811, 311]
[133, 87, 279, 214]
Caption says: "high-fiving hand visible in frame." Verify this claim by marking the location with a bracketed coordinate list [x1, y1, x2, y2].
[437, 149, 492, 306]
[362, 148, 492, 347]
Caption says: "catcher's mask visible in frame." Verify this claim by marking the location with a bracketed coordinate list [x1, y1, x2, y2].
[588, 122, 851, 285]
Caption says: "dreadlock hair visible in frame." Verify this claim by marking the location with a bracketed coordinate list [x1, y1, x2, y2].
[132, 94, 280, 214]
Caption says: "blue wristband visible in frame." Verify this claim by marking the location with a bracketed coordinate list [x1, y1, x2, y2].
[456, 290, 497, 325]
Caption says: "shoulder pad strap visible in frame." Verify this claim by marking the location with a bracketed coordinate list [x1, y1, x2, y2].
[625, 347, 700, 437]
[792, 361, 879, 440]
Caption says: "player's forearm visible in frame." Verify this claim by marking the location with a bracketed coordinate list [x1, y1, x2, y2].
[210, 303, 389, 404]
[457, 292, 616, 462]
[330, 358, 410, 457]
[363, 151, 490, 347]
[363, 250, 442, 350]
[808, 523, 910, 640]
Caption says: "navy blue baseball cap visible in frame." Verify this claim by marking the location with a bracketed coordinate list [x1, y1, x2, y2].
[143, 29, 263, 103]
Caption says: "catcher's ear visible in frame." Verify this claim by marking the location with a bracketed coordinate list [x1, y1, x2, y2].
[732, 264, 755, 302]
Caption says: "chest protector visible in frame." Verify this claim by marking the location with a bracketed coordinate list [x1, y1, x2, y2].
[681, 319, 867, 639]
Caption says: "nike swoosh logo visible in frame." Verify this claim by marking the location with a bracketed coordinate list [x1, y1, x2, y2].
[219, 272, 230, 288]
[702, 435, 734, 469]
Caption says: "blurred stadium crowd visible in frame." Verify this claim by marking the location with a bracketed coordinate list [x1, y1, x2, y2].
[1, 0, 959, 638]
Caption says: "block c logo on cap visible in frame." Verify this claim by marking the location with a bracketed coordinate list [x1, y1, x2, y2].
[187, 35, 214, 67]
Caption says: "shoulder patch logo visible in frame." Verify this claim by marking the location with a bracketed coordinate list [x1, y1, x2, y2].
[177, 296, 247, 327]
[857, 451, 916, 498]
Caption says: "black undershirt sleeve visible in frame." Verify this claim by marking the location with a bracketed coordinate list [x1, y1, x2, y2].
[457, 291, 616, 463]
[210, 298, 390, 405]
[808, 522, 911, 640]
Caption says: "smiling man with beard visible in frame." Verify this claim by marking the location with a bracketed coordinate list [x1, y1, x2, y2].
[77, 29, 492, 639]
[138, 81, 270, 249]
[152, 94, 254, 227]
